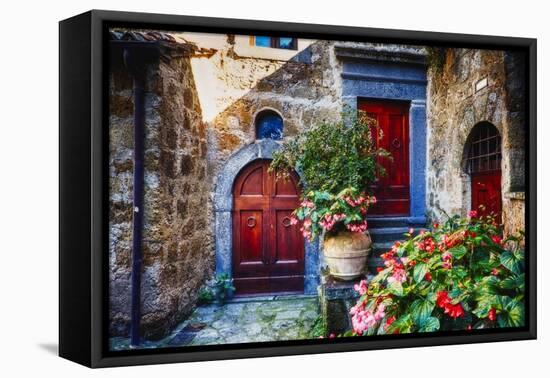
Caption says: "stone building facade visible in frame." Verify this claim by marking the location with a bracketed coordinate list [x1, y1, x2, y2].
[108, 30, 526, 341]
[108, 32, 212, 339]
[426, 48, 526, 236]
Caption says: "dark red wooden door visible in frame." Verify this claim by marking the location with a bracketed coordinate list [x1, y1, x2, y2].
[472, 171, 502, 223]
[466, 122, 502, 223]
[359, 99, 410, 216]
[232, 160, 304, 295]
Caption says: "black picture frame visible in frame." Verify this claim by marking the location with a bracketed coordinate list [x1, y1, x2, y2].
[59, 9, 537, 368]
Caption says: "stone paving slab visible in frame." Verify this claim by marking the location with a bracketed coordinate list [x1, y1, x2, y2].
[110, 296, 320, 351]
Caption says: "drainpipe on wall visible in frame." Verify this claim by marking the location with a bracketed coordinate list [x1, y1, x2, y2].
[124, 47, 146, 347]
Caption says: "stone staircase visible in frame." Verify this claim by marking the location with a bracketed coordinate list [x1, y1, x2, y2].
[367, 217, 427, 273]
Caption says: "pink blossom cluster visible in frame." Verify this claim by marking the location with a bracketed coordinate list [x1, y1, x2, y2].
[319, 213, 346, 231]
[301, 199, 315, 209]
[346, 220, 368, 233]
[380, 243, 408, 283]
[441, 251, 452, 269]
[343, 195, 376, 207]
[353, 279, 368, 295]
[350, 301, 386, 335]
[387, 267, 407, 283]
[300, 218, 313, 240]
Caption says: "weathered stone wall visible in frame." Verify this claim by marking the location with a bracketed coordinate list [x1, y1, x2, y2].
[427, 48, 526, 236]
[203, 40, 343, 185]
[109, 46, 212, 339]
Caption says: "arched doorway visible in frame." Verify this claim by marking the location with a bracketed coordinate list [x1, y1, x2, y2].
[232, 159, 304, 295]
[465, 122, 502, 222]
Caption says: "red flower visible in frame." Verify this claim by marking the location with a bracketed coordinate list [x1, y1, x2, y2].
[491, 268, 500, 276]
[433, 222, 439, 228]
[436, 291, 465, 319]
[469, 210, 478, 218]
[384, 316, 396, 332]
[424, 272, 432, 282]
[376, 267, 384, 273]
[436, 291, 451, 308]
[492, 235, 503, 245]
[488, 308, 497, 321]
[445, 303, 465, 318]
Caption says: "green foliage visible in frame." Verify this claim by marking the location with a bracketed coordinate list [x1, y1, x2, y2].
[345, 212, 525, 336]
[310, 315, 328, 339]
[197, 287, 214, 305]
[270, 109, 389, 195]
[199, 274, 236, 305]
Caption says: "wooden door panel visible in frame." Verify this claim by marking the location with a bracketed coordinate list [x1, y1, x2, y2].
[359, 99, 410, 216]
[239, 166, 265, 195]
[238, 210, 263, 263]
[472, 171, 502, 224]
[232, 160, 304, 295]
[273, 210, 303, 264]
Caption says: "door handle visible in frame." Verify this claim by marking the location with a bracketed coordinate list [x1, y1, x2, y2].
[391, 138, 402, 149]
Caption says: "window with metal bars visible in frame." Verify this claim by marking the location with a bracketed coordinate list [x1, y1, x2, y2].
[466, 122, 502, 174]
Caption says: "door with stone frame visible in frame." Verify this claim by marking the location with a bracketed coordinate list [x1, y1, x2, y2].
[232, 159, 305, 295]
[358, 99, 410, 216]
[466, 122, 503, 223]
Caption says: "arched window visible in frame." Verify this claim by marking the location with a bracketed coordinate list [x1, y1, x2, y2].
[255, 110, 283, 140]
[465, 122, 502, 174]
[464, 122, 502, 221]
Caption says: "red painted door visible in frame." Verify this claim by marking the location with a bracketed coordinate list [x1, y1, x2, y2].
[232, 160, 305, 295]
[472, 171, 502, 223]
[358, 99, 410, 216]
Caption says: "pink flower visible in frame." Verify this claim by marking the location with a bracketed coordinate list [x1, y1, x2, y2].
[388, 267, 407, 283]
[442, 261, 452, 269]
[469, 210, 478, 218]
[353, 279, 368, 295]
[374, 304, 386, 321]
[441, 251, 452, 262]
[346, 220, 368, 233]
[301, 199, 315, 208]
[290, 216, 298, 225]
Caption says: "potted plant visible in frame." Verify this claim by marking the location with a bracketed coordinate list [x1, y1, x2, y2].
[270, 110, 389, 280]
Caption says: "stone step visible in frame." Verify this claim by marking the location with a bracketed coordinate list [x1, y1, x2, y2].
[368, 227, 410, 242]
[372, 241, 395, 254]
[366, 216, 426, 229]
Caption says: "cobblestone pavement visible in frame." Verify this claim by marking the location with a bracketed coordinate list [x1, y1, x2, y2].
[111, 295, 319, 350]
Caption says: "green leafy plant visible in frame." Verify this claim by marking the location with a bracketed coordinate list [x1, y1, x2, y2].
[343, 211, 525, 336]
[270, 109, 389, 194]
[292, 187, 377, 241]
[197, 286, 214, 305]
[270, 110, 389, 241]
[198, 274, 236, 305]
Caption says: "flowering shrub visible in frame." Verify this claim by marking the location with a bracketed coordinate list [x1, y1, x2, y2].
[345, 212, 525, 336]
[270, 109, 389, 197]
[292, 187, 376, 241]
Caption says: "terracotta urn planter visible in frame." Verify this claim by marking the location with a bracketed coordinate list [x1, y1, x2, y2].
[323, 231, 372, 281]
